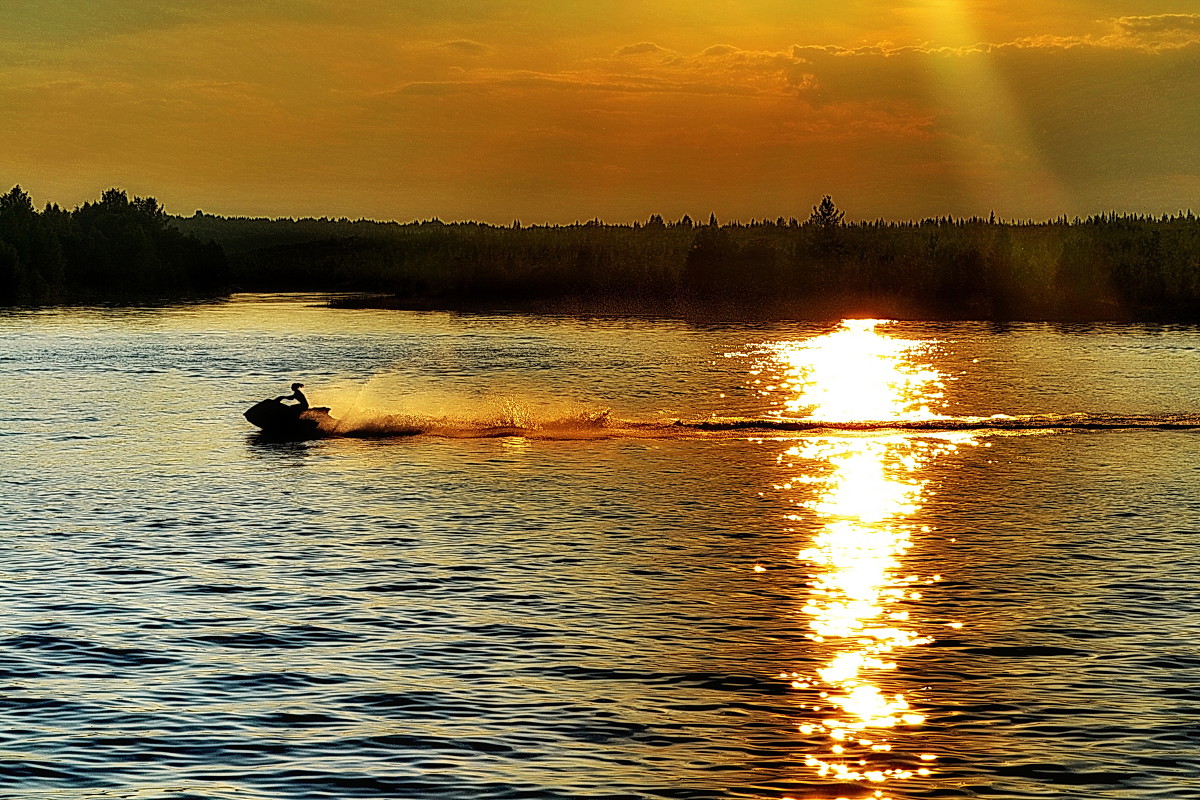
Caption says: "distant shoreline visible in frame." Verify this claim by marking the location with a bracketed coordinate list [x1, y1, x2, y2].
[175, 207, 1200, 323]
[6, 185, 1200, 321]
[322, 292, 1185, 324]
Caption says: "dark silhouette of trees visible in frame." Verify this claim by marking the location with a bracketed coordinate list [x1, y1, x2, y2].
[170, 201, 1200, 320]
[8, 183, 1200, 319]
[807, 196, 845, 228]
[791, 196, 849, 293]
[683, 224, 738, 296]
[0, 185, 227, 303]
[0, 185, 65, 303]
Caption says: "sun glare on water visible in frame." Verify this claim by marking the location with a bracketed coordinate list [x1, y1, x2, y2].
[762, 319, 944, 422]
[755, 320, 971, 798]
[781, 434, 960, 794]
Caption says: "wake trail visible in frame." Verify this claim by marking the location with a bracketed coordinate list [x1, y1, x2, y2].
[684, 413, 1200, 432]
[318, 411, 1200, 441]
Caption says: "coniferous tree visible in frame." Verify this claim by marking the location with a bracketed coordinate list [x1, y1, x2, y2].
[807, 196, 845, 228]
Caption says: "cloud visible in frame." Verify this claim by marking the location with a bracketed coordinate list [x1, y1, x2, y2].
[387, 71, 761, 97]
[393, 80, 489, 95]
[782, 14, 1200, 58]
[987, 15, 1200, 54]
[377, 44, 819, 98]
[684, 44, 818, 91]
[699, 44, 739, 57]
[614, 42, 668, 57]
[439, 39, 491, 56]
[1106, 14, 1200, 50]
[983, 15, 1200, 53]
[1112, 13, 1200, 35]
[603, 43, 819, 95]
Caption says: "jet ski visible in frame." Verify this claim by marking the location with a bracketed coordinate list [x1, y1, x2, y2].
[244, 398, 337, 440]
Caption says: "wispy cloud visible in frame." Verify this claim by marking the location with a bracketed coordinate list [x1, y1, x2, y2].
[613, 42, 667, 57]
[1105, 13, 1200, 50]
[439, 39, 492, 56]
[388, 43, 817, 97]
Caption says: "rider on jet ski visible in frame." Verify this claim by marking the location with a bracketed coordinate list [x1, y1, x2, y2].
[275, 382, 309, 413]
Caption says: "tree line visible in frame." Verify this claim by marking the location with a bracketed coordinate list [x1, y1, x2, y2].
[0, 186, 227, 304]
[177, 197, 1200, 320]
[6, 184, 1200, 320]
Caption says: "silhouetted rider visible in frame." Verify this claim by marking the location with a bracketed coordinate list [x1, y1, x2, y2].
[275, 382, 309, 412]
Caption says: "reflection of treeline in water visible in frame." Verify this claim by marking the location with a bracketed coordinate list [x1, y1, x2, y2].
[0, 186, 228, 303]
[7, 184, 1200, 319]
[177, 197, 1200, 320]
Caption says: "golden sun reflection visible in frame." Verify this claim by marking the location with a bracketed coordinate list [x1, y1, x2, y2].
[782, 435, 961, 791]
[757, 320, 971, 799]
[761, 319, 944, 421]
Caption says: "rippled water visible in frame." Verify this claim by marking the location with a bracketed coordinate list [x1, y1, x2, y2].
[1, 296, 1198, 799]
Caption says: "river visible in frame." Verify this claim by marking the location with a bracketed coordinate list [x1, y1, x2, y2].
[1, 295, 1197, 799]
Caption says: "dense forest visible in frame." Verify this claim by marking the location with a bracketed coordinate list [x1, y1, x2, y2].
[176, 197, 1200, 320]
[0, 185, 227, 303]
[5, 184, 1200, 320]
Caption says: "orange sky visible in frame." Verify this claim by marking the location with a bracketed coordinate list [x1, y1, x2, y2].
[2, 1, 1198, 223]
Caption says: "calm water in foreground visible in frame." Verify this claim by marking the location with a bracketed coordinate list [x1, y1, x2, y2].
[2, 295, 1199, 800]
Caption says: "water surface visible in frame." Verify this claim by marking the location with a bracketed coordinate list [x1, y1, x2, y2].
[1, 297, 1197, 799]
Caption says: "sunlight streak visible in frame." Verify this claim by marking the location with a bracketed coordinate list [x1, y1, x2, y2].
[913, 0, 1071, 214]
[758, 319, 972, 798]
[760, 319, 944, 421]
